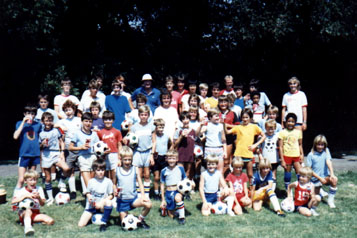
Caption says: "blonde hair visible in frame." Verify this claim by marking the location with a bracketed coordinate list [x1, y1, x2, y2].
[258, 158, 272, 170]
[232, 157, 244, 167]
[288, 76, 301, 90]
[224, 75, 233, 82]
[154, 118, 165, 127]
[199, 83, 209, 90]
[299, 167, 313, 179]
[166, 149, 178, 158]
[226, 93, 236, 103]
[138, 105, 150, 114]
[311, 134, 328, 153]
[267, 105, 279, 115]
[24, 170, 39, 181]
[120, 146, 133, 158]
[265, 119, 277, 130]
[206, 154, 219, 164]
[207, 108, 220, 119]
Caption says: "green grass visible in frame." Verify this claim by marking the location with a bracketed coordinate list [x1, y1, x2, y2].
[0, 171, 357, 238]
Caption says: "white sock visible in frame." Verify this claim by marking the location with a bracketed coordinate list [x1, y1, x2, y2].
[176, 201, 185, 218]
[267, 189, 281, 211]
[24, 217, 32, 229]
[51, 173, 56, 181]
[68, 176, 76, 193]
[328, 187, 337, 202]
[144, 181, 151, 198]
[225, 196, 235, 212]
[80, 175, 86, 193]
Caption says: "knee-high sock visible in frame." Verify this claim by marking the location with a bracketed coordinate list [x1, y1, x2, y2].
[267, 188, 280, 211]
[328, 186, 337, 202]
[144, 181, 151, 198]
[176, 201, 185, 218]
[68, 176, 76, 193]
[101, 206, 113, 224]
[24, 217, 32, 229]
[225, 196, 235, 212]
[45, 183, 53, 200]
[284, 172, 292, 189]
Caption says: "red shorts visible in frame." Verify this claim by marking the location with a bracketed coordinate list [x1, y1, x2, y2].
[19, 209, 40, 225]
[283, 156, 300, 165]
[233, 193, 245, 208]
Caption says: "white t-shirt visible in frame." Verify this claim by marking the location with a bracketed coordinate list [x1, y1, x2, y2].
[54, 94, 80, 118]
[13, 186, 45, 211]
[180, 94, 205, 112]
[81, 90, 106, 101]
[154, 106, 179, 139]
[85, 177, 113, 209]
[282, 91, 308, 124]
[78, 96, 106, 116]
[57, 116, 82, 147]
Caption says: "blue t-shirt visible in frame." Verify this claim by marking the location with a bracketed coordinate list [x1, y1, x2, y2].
[16, 121, 42, 157]
[71, 128, 99, 156]
[131, 87, 161, 113]
[92, 118, 104, 130]
[306, 149, 332, 182]
[252, 170, 273, 189]
[156, 133, 170, 156]
[130, 122, 155, 152]
[160, 165, 186, 186]
[234, 98, 245, 110]
[105, 95, 131, 131]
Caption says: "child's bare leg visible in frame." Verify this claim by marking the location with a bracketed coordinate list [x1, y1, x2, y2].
[120, 211, 128, 221]
[34, 214, 54, 225]
[252, 200, 263, 211]
[132, 197, 152, 217]
[81, 171, 92, 187]
[153, 170, 160, 194]
[217, 159, 224, 175]
[245, 161, 253, 184]
[201, 202, 212, 216]
[298, 207, 312, 217]
[234, 202, 243, 215]
[110, 169, 117, 185]
[78, 211, 92, 227]
[16, 167, 26, 188]
[293, 161, 301, 174]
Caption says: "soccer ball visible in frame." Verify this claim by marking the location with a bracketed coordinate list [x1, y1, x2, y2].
[194, 145, 203, 157]
[121, 214, 139, 231]
[281, 198, 295, 213]
[91, 213, 104, 225]
[121, 120, 131, 131]
[19, 198, 34, 210]
[210, 201, 228, 215]
[55, 192, 70, 205]
[93, 141, 109, 156]
[177, 178, 193, 195]
[125, 132, 139, 148]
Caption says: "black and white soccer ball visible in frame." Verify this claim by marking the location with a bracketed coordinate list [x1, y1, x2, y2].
[121, 120, 131, 131]
[19, 198, 34, 210]
[121, 214, 139, 231]
[125, 132, 139, 148]
[93, 141, 109, 156]
[281, 198, 295, 213]
[177, 178, 193, 195]
[91, 213, 104, 225]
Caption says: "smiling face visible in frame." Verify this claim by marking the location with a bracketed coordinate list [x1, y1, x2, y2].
[165, 81, 174, 91]
[233, 165, 243, 175]
[286, 117, 296, 130]
[25, 177, 37, 189]
[218, 100, 228, 111]
[166, 155, 178, 168]
[267, 112, 277, 120]
[62, 82, 71, 94]
[210, 113, 220, 124]
[64, 107, 75, 118]
[189, 110, 198, 121]
[139, 112, 149, 124]
[259, 167, 270, 178]
[225, 78, 233, 90]
[235, 88, 243, 98]
[181, 116, 190, 128]
[82, 119, 93, 132]
[143, 80, 152, 90]
[241, 113, 251, 125]
[289, 81, 299, 93]
[188, 84, 197, 94]
[103, 118, 113, 129]
[189, 98, 198, 107]
[212, 87, 220, 98]
[156, 125, 165, 135]
[200, 88, 208, 98]
[89, 87, 98, 97]
[43, 117, 54, 130]
[161, 95, 171, 108]
[122, 156, 133, 169]
[265, 125, 275, 136]
[177, 80, 185, 91]
[315, 141, 326, 153]
[207, 162, 218, 173]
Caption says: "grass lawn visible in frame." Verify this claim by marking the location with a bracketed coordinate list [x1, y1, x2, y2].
[0, 171, 356, 238]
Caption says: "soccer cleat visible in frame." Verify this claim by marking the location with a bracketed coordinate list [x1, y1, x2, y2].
[24, 226, 35, 236]
[138, 220, 150, 229]
[328, 200, 336, 208]
[276, 210, 286, 217]
[46, 198, 54, 206]
[178, 218, 186, 225]
[99, 224, 107, 232]
[70, 192, 77, 200]
[310, 209, 319, 216]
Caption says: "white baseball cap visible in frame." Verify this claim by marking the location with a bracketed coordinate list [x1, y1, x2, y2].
[142, 74, 153, 81]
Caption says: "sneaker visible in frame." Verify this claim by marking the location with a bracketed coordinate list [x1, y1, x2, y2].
[320, 189, 328, 198]
[70, 192, 77, 200]
[138, 220, 150, 229]
[178, 218, 186, 225]
[227, 210, 236, 217]
[328, 200, 336, 208]
[310, 209, 319, 216]
[58, 183, 67, 193]
[99, 224, 107, 232]
[276, 210, 286, 217]
[46, 198, 54, 206]
[24, 226, 35, 236]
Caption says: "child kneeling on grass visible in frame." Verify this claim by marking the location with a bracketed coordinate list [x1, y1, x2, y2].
[199, 154, 235, 216]
[251, 158, 285, 217]
[12, 170, 54, 236]
[287, 166, 319, 216]
[78, 159, 114, 232]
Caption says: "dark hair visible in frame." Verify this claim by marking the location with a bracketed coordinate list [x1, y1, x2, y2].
[165, 75, 174, 83]
[89, 101, 101, 111]
[88, 79, 99, 89]
[82, 112, 93, 121]
[62, 100, 77, 112]
[249, 78, 259, 88]
[92, 158, 106, 171]
[179, 111, 190, 121]
[250, 91, 260, 99]
[24, 104, 37, 114]
[61, 77, 72, 86]
[38, 94, 49, 101]
[285, 113, 297, 123]
[241, 108, 253, 119]
[188, 79, 197, 86]
[102, 110, 115, 120]
[41, 112, 54, 122]
[160, 90, 172, 104]
[188, 94, 200, 106]
[210, 82, 220, 89]
[136, 93, 147, 103]
[234, 83, 244, 90]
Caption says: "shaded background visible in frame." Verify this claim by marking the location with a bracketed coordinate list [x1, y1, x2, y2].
[0, 0, 356, 160]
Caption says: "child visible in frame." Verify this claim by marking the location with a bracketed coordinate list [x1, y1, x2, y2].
[219, 75, 235, 97]
[54, 77, 80, 119]
[56, 100, 82, 199]
[69, 112, 100, 189]
[225, 108, 266, 183]
[164, 75, 181, 111]
[188, 94, 207, 121]
[204, 82, 220, 109]
[12, 170, 54, 236]
[114, 75, 135, 109]
[259, 119, 280, 191]
[245, 91, 265, 123]
[180, 79, 198, 113]
[35, 94, 58, 124]
[78, 159, 114, 231]
[287, 166, 319, 216]
[129, 105, 156, 198]
[199, 154, 235, 216]
[152, 119, 171, 200]
[233, 83, 245, 110]
[226, 157, 252, 215]
[245, 79, 271, 109]
[198, 83, 209, 102]
[281, 76, 308, 131]
[250, 158, 285, 216]
[153, 90, 179, 140]
[116, 146, 152, 229]
[39, 112, 70, 205]
[14, 104, 42, 189]
[160, 149, 187, 224]
[81, 73, 106, 101]
[227, 93, 242, 121]
[126, 93, 153, 126]
[97, 111, 122, 185]
[258, 105, 282, 133]
[90, 101, 104, 131]
[175, 74, 188, 97]
[278, 113, 303, 190]
[78, 79, 106, 116]
[306, 135, 338, 208]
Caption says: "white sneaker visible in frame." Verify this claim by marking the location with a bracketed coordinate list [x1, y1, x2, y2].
[227, 210, 236, 217]
[310, 209, 319, 216]
[328, 200, 336, 208]
[24, 226, 35, 236]
[320, 189, 328, 198]
[58, 183, 67, 193]
[46, 198, 54, 206]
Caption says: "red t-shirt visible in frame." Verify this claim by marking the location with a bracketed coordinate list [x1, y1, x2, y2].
[294, 181, 313, 206]
[226, 172, 248, 198]
[97, 127, 122, 153]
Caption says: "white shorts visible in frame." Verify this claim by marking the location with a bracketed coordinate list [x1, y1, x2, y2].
[78, 154, 97, 172]
[204, 147, 224, 161]
[106, 152, 119, 171]
[133, 150, 151, 168]
[41, 151, 60, 168]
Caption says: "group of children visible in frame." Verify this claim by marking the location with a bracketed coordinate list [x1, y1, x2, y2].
[11, 74, 338, 235]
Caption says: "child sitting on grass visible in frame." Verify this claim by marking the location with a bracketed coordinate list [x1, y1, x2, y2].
[287, 166, 319, 216]
[12, 170, 54, 236]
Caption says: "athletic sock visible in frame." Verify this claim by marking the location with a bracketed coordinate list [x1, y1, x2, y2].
[101, 206, 113, 224]
[80, 175, 87, 193]
[45, 183, 53, 200]
[225, 195, 235, 212]
[272, 178, 277, 191]
[68, 176, 76, 193]
[267, 188, 280, 211]
[51, 173, 56, 181]
[24, 217, 32, 229]
[176, 201, 185, 218]
[328, 186, 337, 202]
[144, 181, 151, 198]
[284, 172, 292, 189]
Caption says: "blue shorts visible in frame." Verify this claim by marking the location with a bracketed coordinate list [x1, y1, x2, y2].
[18, 156, 40, 168]
[116, 196, 137, 212]
[205, 192, 218, 204]
[165, 190, 179, 210]
[295, 203, 309, 212]
[86, 207, 101, 214]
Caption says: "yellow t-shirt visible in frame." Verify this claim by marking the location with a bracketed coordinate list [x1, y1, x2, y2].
[205, 97, 218, 109]
[278, 129, 302, 157]
[231, 123, 262, 158]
